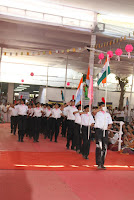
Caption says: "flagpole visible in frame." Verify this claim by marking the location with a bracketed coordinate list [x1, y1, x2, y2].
[81, 74, 83, 112]
[104, 55, 109, 137]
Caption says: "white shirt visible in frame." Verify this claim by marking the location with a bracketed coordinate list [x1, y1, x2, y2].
[42, 108, 46, 117]
[45, 108, 52, 117]
[109, 133, 119, 144]
[81, 112, 95, 126]
[62, 108, 68, 117]
[119, 111, 125, 118]
[64, 106, 77, 120]
[52, 108, 62, 119]
[16, 104, 28, 116]
[95, 111, 113, 130]
[74, 109, 81, 124]
[33, 107, 42, 117]
[28, 108, 33, 116]
[9, 107, 18, 116]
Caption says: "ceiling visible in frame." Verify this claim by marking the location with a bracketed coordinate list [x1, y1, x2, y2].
[0, 0, 134, 87]
[43, 0, 134, 17]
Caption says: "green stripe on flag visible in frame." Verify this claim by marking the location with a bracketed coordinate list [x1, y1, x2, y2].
[97, 66, 110, 85]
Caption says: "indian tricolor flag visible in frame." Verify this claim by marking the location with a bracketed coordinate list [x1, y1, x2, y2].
[75, 76, 83, 105]
[97, 58, 110, 85]
[86, 66, 90, 86]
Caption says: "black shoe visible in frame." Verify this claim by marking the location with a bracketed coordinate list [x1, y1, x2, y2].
[55, 140, 57, 143]
[84, 156, 89, 160]
[97, 165, 102, 170]
[50, 139, 52, 141]
[71, 146, 74, 150]
[36, 140, 39, 142]
[33, 140, 36, 143]
[18, 139, 20, 142]
[21, 140, 24, 142]
[101, 165, 106, 170]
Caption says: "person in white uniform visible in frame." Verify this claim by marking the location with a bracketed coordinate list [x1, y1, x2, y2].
[64, 100, 77, 150]
[81, 105, 95, 159]
[16, 99, 28, 142]
[95, 102, 113, 169]
[73, 104, 82, 153]
[51, 103, 62, 142]
[33, 102, 43, 142]
[45, 104, 52, 139]
[27, 104, 33, 139]
[8, 103, 18, 135]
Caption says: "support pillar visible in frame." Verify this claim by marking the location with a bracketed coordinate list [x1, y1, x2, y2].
[7, 83, 14, 103]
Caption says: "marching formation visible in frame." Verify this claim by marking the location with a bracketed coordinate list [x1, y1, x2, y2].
[7, 98, 113, 170]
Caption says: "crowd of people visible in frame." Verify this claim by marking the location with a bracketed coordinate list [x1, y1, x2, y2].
[0, 99, 134, 169]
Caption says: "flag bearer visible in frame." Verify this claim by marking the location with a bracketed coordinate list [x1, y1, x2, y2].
[61, 104, 68, 137]
[50, 103, 62, 142]
[81, 105, 95, 159]
[16, 99, 28, 142]
[95, 102, 113, 169]
[73, 104, 82, 153]
[64, 100, 77, 150]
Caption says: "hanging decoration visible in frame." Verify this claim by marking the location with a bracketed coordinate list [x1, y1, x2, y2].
[30, 72, 34, 76]
[21, 79, 24, 83]
[98, 53, 104, 64]
[115, 48, 123, 61]
[125, 44, 133, 58]
[67, 82, 70, 86]
[107, 51, 113, 60]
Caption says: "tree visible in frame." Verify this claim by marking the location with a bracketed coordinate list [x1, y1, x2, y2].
[115, 76, 128, 110]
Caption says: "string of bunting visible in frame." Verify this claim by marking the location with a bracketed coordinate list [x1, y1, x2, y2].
[3, 47, 82, 56]
[2, 34, 133, 56]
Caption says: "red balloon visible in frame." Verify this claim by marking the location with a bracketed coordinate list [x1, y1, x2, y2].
[30, 72, 34, 76]
[21, 79, 24, 83]
[67, 82, 70, 86]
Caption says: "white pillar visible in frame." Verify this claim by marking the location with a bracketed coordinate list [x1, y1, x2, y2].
[7, 83, 14, 103]
[64, 56, 68, 102]
[38, 86, 46, 104]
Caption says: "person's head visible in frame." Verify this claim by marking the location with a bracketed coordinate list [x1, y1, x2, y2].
[77, 104, 81, 111]
[43, 104, 46, 108]
[21, 99, 25, 104]
[99, 102, 106, 111]
[33, 104, 36, 108]
[70, 100, 75, 106]
[28, 104, 32, 109]
[37, 102, 40, 107]
[47, 104, 51, 110]
[84, 105, 89, 112]
[55, 103, 59, 109]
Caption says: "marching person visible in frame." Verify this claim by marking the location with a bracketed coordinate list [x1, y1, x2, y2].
[81, 105, 95, 159]
[73, 104, 82, 153]
[45, 104, 52, 139]
[8, 103, 18, 135]
[95, 102, 113, 169]
[33, 102, 43, 142]
[64, 100, 77, 150]
[27, 104, 33, 139]
[50, 103, 62, 142]
[61, 104, 68, 137]
[16, 99, 28, 142]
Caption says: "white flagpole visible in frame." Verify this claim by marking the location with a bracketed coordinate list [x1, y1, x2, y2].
[80, 74, 83, 112]
[104, 55, 109, 137]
